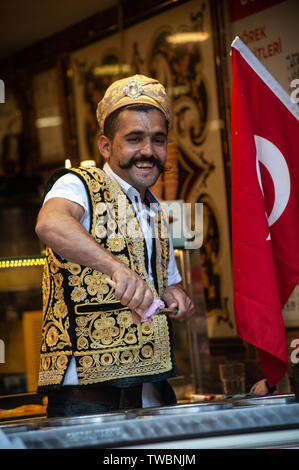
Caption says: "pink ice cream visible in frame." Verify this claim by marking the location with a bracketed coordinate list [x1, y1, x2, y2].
[142, 299, 165, 323]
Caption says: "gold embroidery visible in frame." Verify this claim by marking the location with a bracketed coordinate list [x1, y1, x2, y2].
[53, 300, 68, 319]
[68, 263, 82, 275]
[117, 254, 130, 266]
[50, 261, 59, 274]
[85, 272, 109, 298]
[56, 355, 68, 370]
[38, 167, 172, 389]
[77, 336, 88, 350]
[101, 353, 113, 365]
[90, 180, 100, 193]
[104, 190, 113, 201]
[120, 351, 133, 363]
[76, 316, 88, 327]
[95, 224, 107, 239]
[118, 311, 133, 327]
[68, 275, 81, 286]
[40, 250, 72, 363]
[107, 219, 117, 232]
[42, 356, 51, 371]
[141, 322, 152, 335]
[42, 259, 50, 314]
[142, 345, 153, 358]
[106, 235, 125, 252]
[38, 351, 73, 386]
[80, 356, 93, 368]
[71, 286, 87, 302]
[95, 202, 107, 215]
[53, 273, 63, 288]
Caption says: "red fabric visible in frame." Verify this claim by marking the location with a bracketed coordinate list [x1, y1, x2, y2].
[229, 0, 284, 22]
[231, 47, 299, 386]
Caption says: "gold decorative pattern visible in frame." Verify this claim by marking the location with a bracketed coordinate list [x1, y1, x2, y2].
[38, 167, 171, 389]
[96, 74, 172, 134]
[38, 351, 73, 386]
[40, 249, 72, 357]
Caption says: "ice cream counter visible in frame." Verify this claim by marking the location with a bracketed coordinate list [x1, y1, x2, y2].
[1, 395, 299, 449]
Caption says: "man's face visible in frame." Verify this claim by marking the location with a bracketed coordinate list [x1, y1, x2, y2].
[101, 109, 168, 197]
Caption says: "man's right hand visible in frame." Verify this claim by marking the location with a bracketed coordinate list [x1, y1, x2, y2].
[111, 265, 154, 323]
[36, 198, 154, 323]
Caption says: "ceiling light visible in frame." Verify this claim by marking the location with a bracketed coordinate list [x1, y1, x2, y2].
[167, 32, 209, 44]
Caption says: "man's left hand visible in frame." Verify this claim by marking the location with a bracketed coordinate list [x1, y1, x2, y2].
[162, 284, 195, 323]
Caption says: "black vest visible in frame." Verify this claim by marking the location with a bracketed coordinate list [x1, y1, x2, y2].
[37, 167, 177, 392]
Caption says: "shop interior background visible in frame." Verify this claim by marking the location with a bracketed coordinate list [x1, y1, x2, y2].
[0, 0, 298, 400]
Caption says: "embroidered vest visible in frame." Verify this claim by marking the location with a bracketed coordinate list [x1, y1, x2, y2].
[37, 167, 176, 391]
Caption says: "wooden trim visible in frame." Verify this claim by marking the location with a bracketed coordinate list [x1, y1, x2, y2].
[209, 0, 233, 245]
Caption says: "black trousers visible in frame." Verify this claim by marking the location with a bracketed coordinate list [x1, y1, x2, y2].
[46, 381, 176, 418]
[46, 398, 117, 417]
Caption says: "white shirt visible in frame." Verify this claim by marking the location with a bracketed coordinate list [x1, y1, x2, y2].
[44, 164, 181, 405]
[44, 163, 182, 286]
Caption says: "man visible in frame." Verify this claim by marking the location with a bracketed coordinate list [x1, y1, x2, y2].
[35, 74, 195, 418]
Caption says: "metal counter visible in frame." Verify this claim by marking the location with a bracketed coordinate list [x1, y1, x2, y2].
[1, 394, 299, 449]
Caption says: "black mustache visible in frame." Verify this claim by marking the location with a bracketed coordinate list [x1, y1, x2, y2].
[118, 156, 168, 174]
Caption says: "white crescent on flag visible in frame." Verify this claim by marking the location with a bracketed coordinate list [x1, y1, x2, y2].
[255, 135, 291, 238]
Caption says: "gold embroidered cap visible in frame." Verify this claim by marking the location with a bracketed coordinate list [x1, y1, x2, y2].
[96, 74, 172, 134]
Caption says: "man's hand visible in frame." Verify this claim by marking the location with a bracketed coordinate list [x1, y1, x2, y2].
[250, 378, 279, 396]
[36, 198, 154, 323]
[162, 284, 195, 323]
[111, 265, 154, 324]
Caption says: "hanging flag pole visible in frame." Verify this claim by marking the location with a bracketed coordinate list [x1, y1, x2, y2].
[231, 37, 299, 120]
[231, 36, 299, 387]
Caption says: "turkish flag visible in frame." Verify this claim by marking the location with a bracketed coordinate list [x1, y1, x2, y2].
[231, 37, 299, 386]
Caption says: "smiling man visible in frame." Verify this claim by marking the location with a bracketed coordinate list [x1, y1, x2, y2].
[99, 106, 168, 196]
[35, 74, 195, 418]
